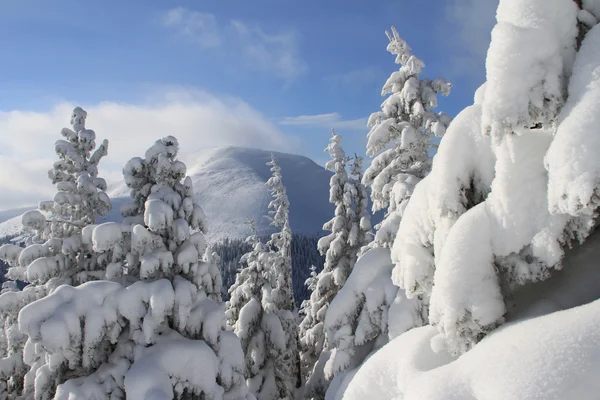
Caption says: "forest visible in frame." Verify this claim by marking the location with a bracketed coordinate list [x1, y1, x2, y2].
[2, 0, 600, 399]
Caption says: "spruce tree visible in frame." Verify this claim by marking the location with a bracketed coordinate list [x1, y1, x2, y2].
[227, 155, 301, 399]
[363, 26, 452, 247]
[299, 131, 359, 398]
[347, 155, 373, 257]
[0, 107, 111, 398]
[15, 136, 249, 399]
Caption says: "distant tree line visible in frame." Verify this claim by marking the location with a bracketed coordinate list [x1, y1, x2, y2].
[213, 233, 324, 305]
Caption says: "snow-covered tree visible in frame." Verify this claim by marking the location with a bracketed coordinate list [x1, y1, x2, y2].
[226, 155, 301, 399]
[392, 0, 600, 355]
[226, 228, 285, 400]
[347, 155, 373, 256]
[307, 28, 454, 395]
[299, 265, 318, 320]
[0, 107, 111, 399]
[15, 136, 250, 399]
[299, 131, 369, 398]
[363, 27, 452, 247]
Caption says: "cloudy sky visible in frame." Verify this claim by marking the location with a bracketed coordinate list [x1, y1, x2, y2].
[0, 0, 498, 210]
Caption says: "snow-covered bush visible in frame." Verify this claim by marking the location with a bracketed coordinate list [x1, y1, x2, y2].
[17, 136, 250, 399]
[363, 27, 452, 247]
[226, 155, 300, 400]
[0, 107, 111, 399]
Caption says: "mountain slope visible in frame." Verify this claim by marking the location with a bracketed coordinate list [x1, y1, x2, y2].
[0, 146, 334, 242]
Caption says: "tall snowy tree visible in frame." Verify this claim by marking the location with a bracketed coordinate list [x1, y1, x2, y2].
[347, 155, 373, 256]
[0, 107, 111, 398]
[363, 27, 452, 247]
[299, 131, 366, 398]
[14, 136, 250, 399]
[226, 155, 301, 399]
[264, 154, 302, 396]
[312, 28, 454, 394]
[392, 0, 600, 355]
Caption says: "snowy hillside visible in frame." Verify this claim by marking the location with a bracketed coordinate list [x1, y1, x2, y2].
[0, 146, 334, 242]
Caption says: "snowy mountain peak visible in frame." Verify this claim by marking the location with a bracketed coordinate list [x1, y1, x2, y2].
[1, 147, 333, 243]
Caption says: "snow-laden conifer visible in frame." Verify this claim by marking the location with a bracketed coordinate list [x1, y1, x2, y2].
[226, 155, 301, 400]
[391, 0, 600, 355]
[299, 131, 368, 398]
[347, 155, 373, 256]
[363, 27, 452, 247]
[0, 107, 111, 399]
[316, 28, 453, 392]
[15, 136, 249, 399]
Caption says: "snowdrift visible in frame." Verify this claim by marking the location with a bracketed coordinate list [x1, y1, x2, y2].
[339, 297, 600, 400]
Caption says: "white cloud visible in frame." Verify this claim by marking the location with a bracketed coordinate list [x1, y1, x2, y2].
[162, 8, 221, 48]
[161, 7, 307, 81]
[280, 112, 366, 130]
[444, 0, 499, 79]
[0, 88, 298, 211]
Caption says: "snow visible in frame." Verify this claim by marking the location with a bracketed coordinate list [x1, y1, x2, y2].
[124, 333, 222, 400]
[482, 0, 578, 137]
[323, 247, 400, 380]
[546, 23, 600, 217]
[392, 102, 494, 300]
[339, 296, 600, 400]
[91, 222, 129, 252]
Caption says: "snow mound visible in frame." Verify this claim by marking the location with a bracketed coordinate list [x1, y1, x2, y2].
[339, 298, 600, 400]
[0, 146, 334, 242]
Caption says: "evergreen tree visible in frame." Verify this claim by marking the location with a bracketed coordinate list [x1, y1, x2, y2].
[347, 155, 373, 257]
[316, 28, 453, 390]
[226, 224, 285, 400]
[299, 131, 359, 398]
[15, 136, 249, 399]
[265, 154, 302, 397]
[363, 27, 452, 247]
[227, 155, 301, 399]
[392, 0, 600, 355]
[0, 107, 111, 398]
[214, 234, 324, 305]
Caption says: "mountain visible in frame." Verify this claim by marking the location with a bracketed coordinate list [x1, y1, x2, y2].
[0, 146, 334, 243]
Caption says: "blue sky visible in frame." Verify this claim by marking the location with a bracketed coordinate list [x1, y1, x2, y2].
[0, 0, 498, 209]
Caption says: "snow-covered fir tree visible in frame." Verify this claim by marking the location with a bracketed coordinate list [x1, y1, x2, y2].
[347, 155, 373, 256]
[299, 131, 367, 398]
[14, 136, 250, 399]
[226, 155, 301, 399]
[264, 154, 302, 397]
[363, 26, 452, 247]
[226, 226, 285, 400]
[391, 0, 600, 355]
[0, 107, 111, 398]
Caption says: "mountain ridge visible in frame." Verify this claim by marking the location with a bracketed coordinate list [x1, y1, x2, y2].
[0, 146, 334, 243]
